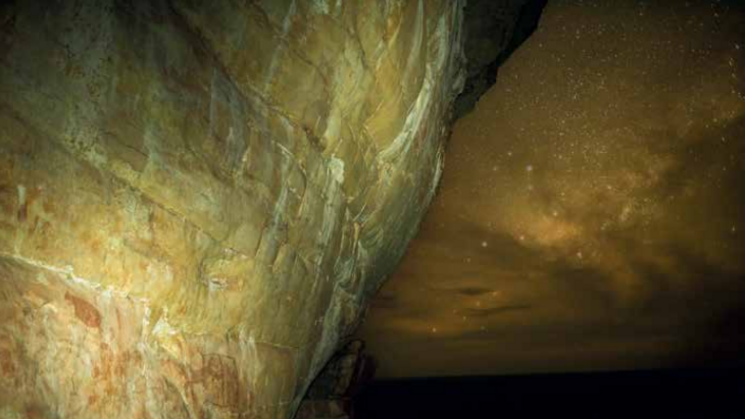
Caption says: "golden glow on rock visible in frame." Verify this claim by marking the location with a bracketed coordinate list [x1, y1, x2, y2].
[0, 0, 468, 416]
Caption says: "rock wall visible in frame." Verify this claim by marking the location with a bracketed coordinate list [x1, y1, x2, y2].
[0, 1, 466, 418]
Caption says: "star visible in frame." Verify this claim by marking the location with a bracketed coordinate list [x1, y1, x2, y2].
[357, 0, 745, 378]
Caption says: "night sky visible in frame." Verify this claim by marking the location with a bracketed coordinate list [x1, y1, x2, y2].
[356, 0, 745, 378]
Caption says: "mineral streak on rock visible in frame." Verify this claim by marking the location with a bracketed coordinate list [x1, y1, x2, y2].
[0, 0, 541, 417]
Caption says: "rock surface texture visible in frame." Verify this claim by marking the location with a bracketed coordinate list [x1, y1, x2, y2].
[0, 1, 464, 417]
[0, 0, 542, 418]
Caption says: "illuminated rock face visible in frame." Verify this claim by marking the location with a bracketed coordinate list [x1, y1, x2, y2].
[0, 1, 465, 417]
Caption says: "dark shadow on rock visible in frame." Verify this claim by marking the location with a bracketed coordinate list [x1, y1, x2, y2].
[453, 0, 548, 119]
[297, 340, 377, 419]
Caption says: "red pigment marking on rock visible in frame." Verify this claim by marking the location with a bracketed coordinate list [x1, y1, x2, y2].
[25, 404, 45, 419]
[65, 292, 101, 329]
[200, 353, 240, 408]
[0, 348, 14, 375]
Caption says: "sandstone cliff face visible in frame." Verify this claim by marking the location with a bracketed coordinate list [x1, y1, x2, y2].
[0, 1, 465, 417]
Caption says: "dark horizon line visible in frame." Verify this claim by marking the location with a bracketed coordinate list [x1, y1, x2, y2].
[371, 364, 745, 383]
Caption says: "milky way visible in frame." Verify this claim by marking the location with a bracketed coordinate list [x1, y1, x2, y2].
[357, 0, 745, 377]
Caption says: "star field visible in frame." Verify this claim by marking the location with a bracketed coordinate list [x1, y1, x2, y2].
[357, 0, 745, 377]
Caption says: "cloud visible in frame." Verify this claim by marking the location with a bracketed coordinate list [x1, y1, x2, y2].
[461, 304, 532, 318]
[449, 286, 493, 296]
[357, 0, 745, 377]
